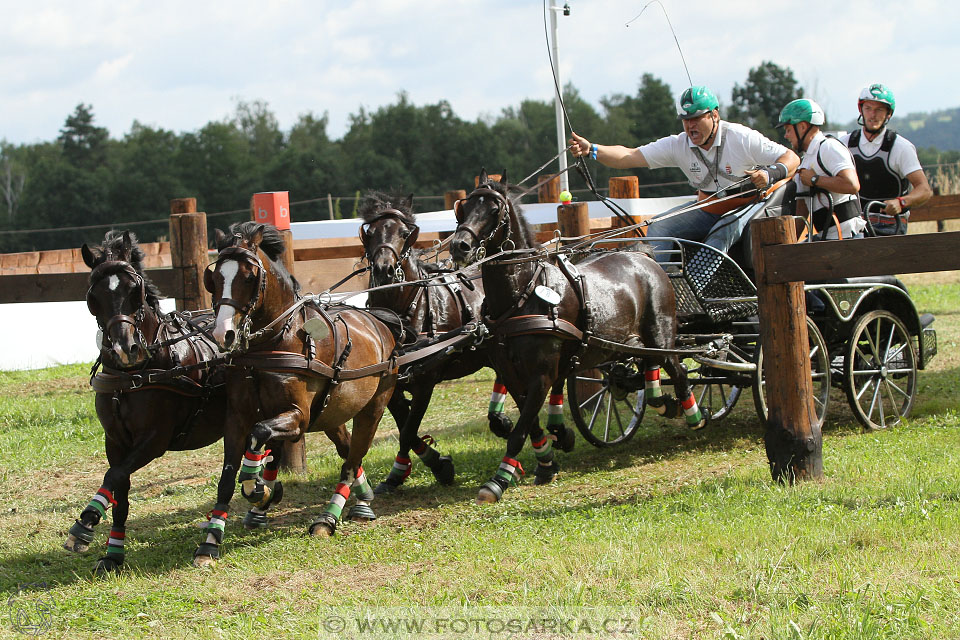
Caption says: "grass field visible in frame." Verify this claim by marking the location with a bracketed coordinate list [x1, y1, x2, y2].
[0, 277, 958, 639]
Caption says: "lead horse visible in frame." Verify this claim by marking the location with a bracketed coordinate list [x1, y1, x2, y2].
[65, 231, 228, 574]
[450, 171, 705, 503]
[200, 222, 397, 565]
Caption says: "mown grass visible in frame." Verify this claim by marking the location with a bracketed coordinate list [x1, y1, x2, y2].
[0, 282, 958, 639]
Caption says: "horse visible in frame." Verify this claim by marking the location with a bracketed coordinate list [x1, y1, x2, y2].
[359, 191, 549, 494]
[450, 170, 705, 503]
[200, 221, 397, 565]
[64, 230, 229, 575]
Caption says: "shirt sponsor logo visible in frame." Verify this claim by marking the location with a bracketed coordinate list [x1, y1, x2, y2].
[690, 161, 702, 175]
[725, 164, 732, 175]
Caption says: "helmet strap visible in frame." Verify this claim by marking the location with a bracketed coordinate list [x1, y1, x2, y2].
[699, 112, 719, 149]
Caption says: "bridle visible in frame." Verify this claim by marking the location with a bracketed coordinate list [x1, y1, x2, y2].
[454, 184, 514, 261]
[204, 238, 268, 320]
[360, 208, 420, 284]
[87, 260, 151, 352]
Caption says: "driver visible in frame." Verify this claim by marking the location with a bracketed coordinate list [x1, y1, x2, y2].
[838, 84, 933, 235]
[569, 85, 799, 263]
[777, 98, 863, 240]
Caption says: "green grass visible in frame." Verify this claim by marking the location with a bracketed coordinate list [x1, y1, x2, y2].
[1, 283, 959, 639]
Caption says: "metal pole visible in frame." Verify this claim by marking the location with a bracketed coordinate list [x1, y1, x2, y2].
[550, 0, 569, 193]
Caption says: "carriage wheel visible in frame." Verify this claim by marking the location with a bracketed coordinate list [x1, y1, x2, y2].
[753, 316, 831, 429]
[566, 363, 645, 448]
[843, 310, 917, 430]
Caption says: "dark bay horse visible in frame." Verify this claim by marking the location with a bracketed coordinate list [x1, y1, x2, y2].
[450, 171, 704, 503]
[201, 222, 396, 565]
[360, 191, 518, 493]
[65, 231, 228, 574]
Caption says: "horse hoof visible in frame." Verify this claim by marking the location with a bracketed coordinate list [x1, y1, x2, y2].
[488, 412, 513, 439]
[310, 522, 335, 538]
[373, 480, 400, 496]
[551, 426, 576, 453]
[193, 554, 217, 568]
[242, 510, 269, 530]
[93, 556, 121, 576]
[476, 487, 500, 504]
[533, 463, 557, 486]
[63, 534, 90, 554]
[347, 504, 377, 522]
[431, 456, 455, 486]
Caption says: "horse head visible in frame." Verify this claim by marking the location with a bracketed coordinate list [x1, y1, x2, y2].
[206, 222, 294, 352]
[358, 192, 420, 288]
[450, 168, 514, 266]
[82, 230, 161, 369]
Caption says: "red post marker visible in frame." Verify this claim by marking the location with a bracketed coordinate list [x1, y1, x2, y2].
[252, 192, 291, 230]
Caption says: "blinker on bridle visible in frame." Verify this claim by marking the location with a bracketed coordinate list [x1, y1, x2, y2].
[204, 242, 268, 318]
[454, 184, 512, 259]
[360, 208, 420, 283]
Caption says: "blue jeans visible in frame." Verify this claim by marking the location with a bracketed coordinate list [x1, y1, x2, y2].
[646, 199, 765, 264]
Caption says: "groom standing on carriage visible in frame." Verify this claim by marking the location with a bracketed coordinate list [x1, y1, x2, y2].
[569, 85, 799, 266]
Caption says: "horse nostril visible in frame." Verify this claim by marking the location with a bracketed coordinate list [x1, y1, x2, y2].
[223, 330, 235, 348]
[452, 239, 468, 257]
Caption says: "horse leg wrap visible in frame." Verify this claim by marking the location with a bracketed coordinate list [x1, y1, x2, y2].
[237, 448, 269, 483]
[486, 456, 523, 496]
[195, 505, 228, 561]
[348, 468, 377, 521]
[681, 392, 706, 430]
[488, 383, 513, 438]
[86, 487, 117, 522]
[546, 394, 575, 452]
[68, 520, 96, 546]
[242, 481, 283, 529]
[321, 482, 351, 523]
[532, 436, 558, 485]
[374, 456, 411, 494]
[93, 526, 126, 574]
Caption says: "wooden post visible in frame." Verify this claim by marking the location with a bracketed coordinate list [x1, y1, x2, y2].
[609, 176, 642, 232]
[751, 216, 822, 483]
[249, 195, 307, 475]
[168, 199, 210, 311]
[538, 174, 560, 203]
[557, 202, 590, 241]
[444, 190, 466, 210]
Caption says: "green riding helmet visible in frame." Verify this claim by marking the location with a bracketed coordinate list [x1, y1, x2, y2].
[677, 86, 719, 120]
[858, 83, 896, 115]
[777, 98, 826, 127]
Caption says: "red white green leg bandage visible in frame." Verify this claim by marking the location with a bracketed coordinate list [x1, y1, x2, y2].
[195, 504, 228, 560]
[645, 368, 664, 399]
[383, 455, 412, 486]
[105, 527, 125, 562]
[413, 435, 440, 467]
[238, 448, 269, 482]
[348, 467, 377, 520]
[323, 482, 351, 522]
[547, 394, 564, 428]
[488, 382, 507, 414]
[86, 487, 117, 521]
[531, 436, 554, 466]
[681, 392, 705, 429]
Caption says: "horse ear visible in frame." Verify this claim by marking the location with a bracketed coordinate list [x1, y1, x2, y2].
[251, 224, 266, 249]
[404, 193, 415, 212]
[203, 265, 216, 294]
[478, 167, 488, 184]
[121, 231, 132, 258]
[81, 244, 99, 269]
[500, 170, 508, 185]
[214, 228, 229, 251]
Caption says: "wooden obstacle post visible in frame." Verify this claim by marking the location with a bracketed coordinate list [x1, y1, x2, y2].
[444, 190, 466, 210]
[557, 202, 590, 242]
[750, 216, 822, 483]
[538, 174, 560, 203]
[250, 192, 307, 475]
[168, 198, 210, 311]
[609, 176, 642, 233]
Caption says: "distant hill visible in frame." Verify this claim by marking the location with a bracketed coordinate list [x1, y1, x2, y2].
[842, 106, 960, 152]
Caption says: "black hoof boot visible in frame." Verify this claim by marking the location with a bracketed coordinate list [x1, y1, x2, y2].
[533, 461, 558, 486]
[647, 394, 679, 419]
[488, 412, 513, 439]
[477, 475, 509, 504]
[549, 425, 576, 453]
[242, 480, 283, 529]
[193, 542, 220, 567]
[93, 556, 122, 576]
[65, 520, 95, 553]
[429, 455, 455, 486]
[310, 512, 338, 537]
[347, 503, 377, 521]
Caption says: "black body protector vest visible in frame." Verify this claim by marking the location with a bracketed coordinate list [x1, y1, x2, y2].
[847, 129, 911, 210]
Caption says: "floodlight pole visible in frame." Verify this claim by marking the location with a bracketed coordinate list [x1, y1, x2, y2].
[550, 0, 569, 193]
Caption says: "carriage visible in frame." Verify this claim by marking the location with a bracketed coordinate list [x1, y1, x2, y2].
[565, 236, 939, 446]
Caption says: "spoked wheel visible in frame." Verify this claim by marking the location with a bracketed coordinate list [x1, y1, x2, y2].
[566, 362, 645, 448]
[754, 316, 831, 428]
[685, 359, 744, 422]
[844, 310, 917, 430]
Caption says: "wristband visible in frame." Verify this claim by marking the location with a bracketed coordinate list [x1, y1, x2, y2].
[764, 162, 787, 183]
[897, 196, 907, 210]
[590, 143, 598, 160]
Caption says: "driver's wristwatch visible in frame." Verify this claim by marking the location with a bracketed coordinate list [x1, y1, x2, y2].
[811, 174, 820, 187]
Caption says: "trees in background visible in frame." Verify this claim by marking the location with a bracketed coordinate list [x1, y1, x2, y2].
[6, 62, 925, 252]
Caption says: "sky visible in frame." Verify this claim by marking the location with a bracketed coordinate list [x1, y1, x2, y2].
[1, 0, 957, 148]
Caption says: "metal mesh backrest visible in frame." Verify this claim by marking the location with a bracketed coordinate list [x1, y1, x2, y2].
[681, 242, 757, 323]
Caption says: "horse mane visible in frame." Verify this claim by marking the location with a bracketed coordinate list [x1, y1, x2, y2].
[481, 179, 538, 249]
[359, 190, 416, 227]
[225, 221, 301, 296]
[89, 230, 163, 310]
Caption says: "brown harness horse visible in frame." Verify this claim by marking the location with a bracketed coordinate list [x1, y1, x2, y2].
[359, 191, 505, 493]
[65, 230, 228, 574]
[450, 171, 704, 503]
[199, 222, 397, 565]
